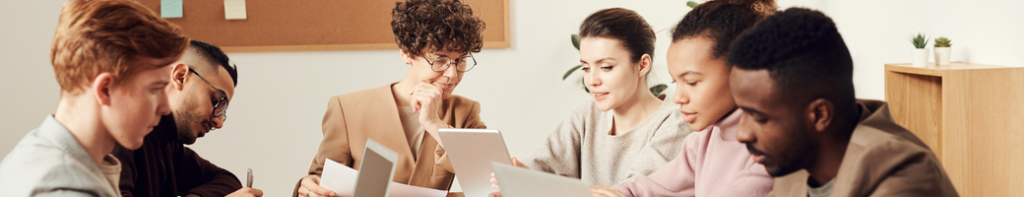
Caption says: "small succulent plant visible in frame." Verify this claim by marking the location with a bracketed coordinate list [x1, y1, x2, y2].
[934, 37, 952, 47]
[909, 33, 929, 49]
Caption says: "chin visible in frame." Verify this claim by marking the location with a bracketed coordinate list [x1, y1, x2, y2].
[120, 139, 145, 150]
[594, 101, 613, 111]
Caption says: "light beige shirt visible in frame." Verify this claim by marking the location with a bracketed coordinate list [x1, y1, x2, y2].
[398, 106, 425, 159]
[526, 99, 692, 185]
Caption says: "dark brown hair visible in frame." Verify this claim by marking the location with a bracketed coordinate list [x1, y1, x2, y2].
[51, 0, 188, 95]
[672, 0, 777, 59]
[391, 0, 485, 57]
[579, 8, 656, 64]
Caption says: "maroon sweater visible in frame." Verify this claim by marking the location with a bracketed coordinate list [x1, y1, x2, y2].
[112, 115, 241, 197]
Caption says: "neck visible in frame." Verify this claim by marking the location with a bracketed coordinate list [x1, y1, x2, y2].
[54, 95, 114, 165]
[610, 87, 661, 135]
[393, 78, 417, 108]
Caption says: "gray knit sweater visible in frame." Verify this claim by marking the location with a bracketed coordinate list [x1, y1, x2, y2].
[525, 99, 692, 185]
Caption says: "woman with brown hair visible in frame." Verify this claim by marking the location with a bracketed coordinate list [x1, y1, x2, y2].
[593, 0, 778, 196]
[494, 8, 692, 189]
[294, 0, 485, 196]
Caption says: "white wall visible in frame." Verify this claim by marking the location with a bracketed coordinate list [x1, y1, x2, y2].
[1, 0, 1021, 196]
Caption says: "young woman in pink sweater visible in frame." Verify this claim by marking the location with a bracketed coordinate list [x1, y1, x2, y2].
[593, 0, 779, 196]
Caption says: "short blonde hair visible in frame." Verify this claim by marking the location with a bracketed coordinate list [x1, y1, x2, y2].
[51, 0, 189, 94]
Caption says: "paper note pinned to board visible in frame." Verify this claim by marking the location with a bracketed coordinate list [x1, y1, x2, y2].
[319, 159, 448, 197]
[161, 0, 183, 18]
[224, 0, 247, 20]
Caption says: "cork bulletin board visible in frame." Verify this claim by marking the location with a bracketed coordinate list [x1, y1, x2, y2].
[136, 0, 510, 52]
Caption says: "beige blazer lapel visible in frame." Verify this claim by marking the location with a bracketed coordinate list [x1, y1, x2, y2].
[348, 84, 418, 183]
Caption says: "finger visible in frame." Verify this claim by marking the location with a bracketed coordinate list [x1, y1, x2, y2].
[591, 189, 623, 197]
[511, 157, 519, 166]
[249, 188, 264, 197]
[488, 192, 503, 197]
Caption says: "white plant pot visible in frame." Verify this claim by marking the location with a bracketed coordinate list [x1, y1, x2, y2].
[912, 48, 929, 68]
[935, 47, 951, 66]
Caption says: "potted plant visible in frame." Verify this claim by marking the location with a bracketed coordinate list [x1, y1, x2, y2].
[909, 33, 929, 67]
[934, 37, 952, 66]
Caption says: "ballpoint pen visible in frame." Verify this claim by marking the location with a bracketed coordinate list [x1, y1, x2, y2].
[246, 168, 253, 188]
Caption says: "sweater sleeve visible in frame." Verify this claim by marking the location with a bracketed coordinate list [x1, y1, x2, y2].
[176, 147, 243, 197]
[525, 103, 588, 179]
[612, 131, 702, 197]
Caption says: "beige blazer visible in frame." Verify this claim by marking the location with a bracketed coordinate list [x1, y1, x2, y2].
[295, 83, 486, 196]
[769, 100, 958, 197]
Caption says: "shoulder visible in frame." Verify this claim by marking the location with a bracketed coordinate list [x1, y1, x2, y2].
[840, 127, 952, 194]
[849, 127, 934, 161]
[0, 143, 107, 195]
[332, 84, 393, 104]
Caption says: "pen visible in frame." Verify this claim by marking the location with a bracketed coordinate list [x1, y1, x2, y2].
[246, 168, 253, 187]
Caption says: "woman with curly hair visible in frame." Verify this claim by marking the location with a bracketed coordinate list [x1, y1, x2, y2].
[293, 0, 485, 196]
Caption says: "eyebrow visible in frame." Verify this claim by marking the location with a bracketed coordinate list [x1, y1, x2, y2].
[581, 57, 615, 64]
[214, 89, 228, 100]
[431, 53, 469, 59]
[680, 71, 702, 77]
[152, 81, 170, 87]
[739, 106, 766, 116]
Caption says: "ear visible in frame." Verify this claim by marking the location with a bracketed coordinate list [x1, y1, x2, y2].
[399, 49, 414, 65]
[637, 53, 653, 77]
[91, 73, 116, 106]
[805, 98, 834, 133]
[169, 63, 189, 91]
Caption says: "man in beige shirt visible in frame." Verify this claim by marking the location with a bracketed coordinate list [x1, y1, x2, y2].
[726, 8, 958, 197]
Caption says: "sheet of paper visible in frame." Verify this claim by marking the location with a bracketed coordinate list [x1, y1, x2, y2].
[319, 158, 357, 195]
[319, 159, 448, 197]
[224, 0, 247, 20]
[160, 0, 183, 18]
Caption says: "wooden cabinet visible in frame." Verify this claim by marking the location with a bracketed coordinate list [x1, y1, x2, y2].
[884, 62, 1024, 197]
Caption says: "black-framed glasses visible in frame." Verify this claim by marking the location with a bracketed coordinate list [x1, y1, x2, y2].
[424, 53, 477, 73]
[188, 69, 229, 118]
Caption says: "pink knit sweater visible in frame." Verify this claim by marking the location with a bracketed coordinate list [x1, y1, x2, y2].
[611, 109, 773, 197]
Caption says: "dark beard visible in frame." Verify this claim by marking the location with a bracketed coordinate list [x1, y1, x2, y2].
[174, 97, 202, 145]
[769, 124, 815, 177]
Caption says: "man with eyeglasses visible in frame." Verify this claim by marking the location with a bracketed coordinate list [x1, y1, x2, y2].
[112, 40, 263, 197]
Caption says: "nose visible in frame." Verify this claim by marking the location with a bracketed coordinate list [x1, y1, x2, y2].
[442, 62, 459, 78]
[735, 115, 755, 143]
[157, 89, 171, 116]
[673, 85, 689, 105]
[211, 114, 226, 129]
[586, 69, 601, 88]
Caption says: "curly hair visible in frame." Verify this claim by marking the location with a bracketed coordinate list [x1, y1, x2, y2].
[728, 8, 855, 112]
[672, 0, 777, 60]
[391, 0, 485, 57]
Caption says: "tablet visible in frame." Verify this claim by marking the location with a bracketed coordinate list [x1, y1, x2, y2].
[352, 138, 399, 197]
[438, 129, 512, 197]
[491, 162, 591, 197]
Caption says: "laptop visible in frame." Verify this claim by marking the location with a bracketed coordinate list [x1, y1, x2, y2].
[352, 138, 399, 197]
[491, 162, 591, 197]
[438, 129, 512, 197]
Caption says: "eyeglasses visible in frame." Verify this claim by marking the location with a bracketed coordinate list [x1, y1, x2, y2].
[423, 53, 477, 73]
[188, 69, 229, 118]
